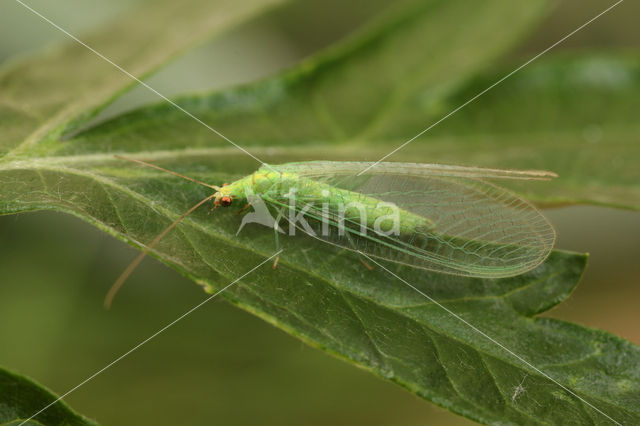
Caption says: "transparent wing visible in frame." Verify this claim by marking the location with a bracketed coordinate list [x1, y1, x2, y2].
[265, 162, 556, 278]
[266, 161, 558, 181]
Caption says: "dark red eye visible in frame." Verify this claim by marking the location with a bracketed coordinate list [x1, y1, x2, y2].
[220, 196, 232, 207]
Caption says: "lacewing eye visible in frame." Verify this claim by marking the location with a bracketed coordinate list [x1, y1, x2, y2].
[221, 196, 232, 207]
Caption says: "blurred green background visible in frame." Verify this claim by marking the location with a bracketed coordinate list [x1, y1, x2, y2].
[1, 1, 638, 425]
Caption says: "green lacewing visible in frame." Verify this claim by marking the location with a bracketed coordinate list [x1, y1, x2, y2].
[107, 156, 556, 306]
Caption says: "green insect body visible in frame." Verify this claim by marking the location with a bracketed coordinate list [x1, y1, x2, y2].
[209, 161, 557, 279]
[219, 169, 434, 235]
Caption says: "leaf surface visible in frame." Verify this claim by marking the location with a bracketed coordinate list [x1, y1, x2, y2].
[0, 367, 96, 426]
[396, 53, 640, 209]
[0, 0, 287, 156]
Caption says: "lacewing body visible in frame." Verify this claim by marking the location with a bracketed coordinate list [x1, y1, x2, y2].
[107, 158, 557, 307]
[214, 161, 557, 278]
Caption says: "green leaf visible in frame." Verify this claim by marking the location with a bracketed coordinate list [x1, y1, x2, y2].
[392, 53, 640, 210]
[1, 0, 639, 425]
[0, 366, 97, 426]
[54, 0, 549, 154]
[0, 0, 287, 157]
[58, 16, 639, 210]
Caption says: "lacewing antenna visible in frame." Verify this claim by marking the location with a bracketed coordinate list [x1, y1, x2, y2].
[114, 154, 220, 190]
[104, 193, 216, 308]
[105, 154, 220, 309]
